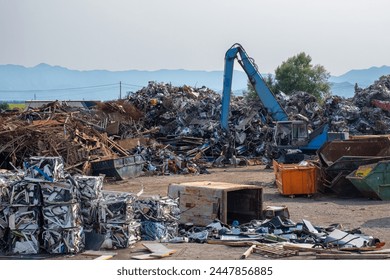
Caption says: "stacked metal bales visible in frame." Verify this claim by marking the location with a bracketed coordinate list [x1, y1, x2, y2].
[8, 180, 42, 254]
[40, 180, 84, 254]
[0, 157, 86, 254]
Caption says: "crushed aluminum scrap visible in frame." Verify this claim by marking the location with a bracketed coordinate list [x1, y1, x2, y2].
[10, 181, 41, 206]
[74, 175, 103, 201]
[134, 196, 180, 242]
[0, 157, 133, 254]
[99, 220, 141, 249]
[99, 191, 136, 224]
[0, 156, 87, 254]
[24, 156, 65, 182]
[42, 203, 83, 229]
[42, 227, 85, 254]
[41, 181, 79, 205]
[92, 191, 141, 249]
[74, 175, 103, 231]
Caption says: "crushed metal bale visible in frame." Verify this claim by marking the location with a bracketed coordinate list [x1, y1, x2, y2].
[134, 196, 180, 242]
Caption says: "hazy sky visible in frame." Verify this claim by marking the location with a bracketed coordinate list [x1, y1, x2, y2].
[1, 0, 389, 76]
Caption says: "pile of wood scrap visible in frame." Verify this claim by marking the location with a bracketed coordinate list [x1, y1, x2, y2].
[0, 101, 144, 174]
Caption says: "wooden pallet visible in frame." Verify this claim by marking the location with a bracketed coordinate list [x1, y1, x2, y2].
[252, 243, 298, 258]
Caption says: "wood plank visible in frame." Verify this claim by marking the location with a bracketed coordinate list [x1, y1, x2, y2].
[142, 243, 176, 257]
[131, 254, 160, 260]
[316, 254, 390, 260]
[283, 244, 351, 254]
[207, 240, 261, 247]
[82, 250, 117, 257]
[150, 251, 177, 258]
[240, 245, 256, 259]
[94, 255, 114, 260]
[253, 243, 298, 258]
[362, 249, 390, 255]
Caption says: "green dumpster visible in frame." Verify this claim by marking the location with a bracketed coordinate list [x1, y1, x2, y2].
[346, 160, 390, 200]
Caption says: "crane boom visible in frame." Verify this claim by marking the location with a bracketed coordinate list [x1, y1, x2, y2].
[221, 43, 288, 131]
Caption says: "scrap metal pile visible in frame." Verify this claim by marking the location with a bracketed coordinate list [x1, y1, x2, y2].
[173, 214, 382, 252]
[324, 75, 390, 134]
[128, 77, 390, 169]
[1, 76, 390, 177]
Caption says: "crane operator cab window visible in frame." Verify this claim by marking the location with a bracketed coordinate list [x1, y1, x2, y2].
[275, 121, 308, 147]
[291, 121, 308, 146]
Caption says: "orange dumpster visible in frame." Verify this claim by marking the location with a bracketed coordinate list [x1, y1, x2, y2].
[272, 160, 317, 196]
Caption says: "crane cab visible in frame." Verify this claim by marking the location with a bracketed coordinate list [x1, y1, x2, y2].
[274, 121, 309, 148]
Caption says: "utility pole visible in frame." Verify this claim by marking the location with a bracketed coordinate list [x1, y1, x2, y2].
[119, 81, 122, 100]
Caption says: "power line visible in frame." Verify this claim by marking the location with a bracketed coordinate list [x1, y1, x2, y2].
[0, 83, 119, 93]
[121, 82, 144, 88]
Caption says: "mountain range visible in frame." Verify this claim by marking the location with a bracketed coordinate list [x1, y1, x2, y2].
[0, 64, 389, 101]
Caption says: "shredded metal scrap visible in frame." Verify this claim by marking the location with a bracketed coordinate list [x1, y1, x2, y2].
[134, 196, 180, 242]
[99, 221, 140, 249]
[10, 181, 41, 206]
[99, 191, 136, 224]
[24, 156, 65, 182]
[74, 175, 103, 201]
[41, 181, 79, 205]
[42, 203, 82, 230]
[42, 227, 85, 254]
[10, 229, 40, 254]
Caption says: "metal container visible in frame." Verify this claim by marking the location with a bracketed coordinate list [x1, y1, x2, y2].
[346, 160, 390, 200]
[318, 137, 390, 166]
[91, 155, 145, 180]
[273, 160, 316, 196]
[322, 156, 390, 197]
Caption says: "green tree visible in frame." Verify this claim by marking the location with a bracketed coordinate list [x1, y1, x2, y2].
[275, 52, 330, 100]
[0, 102, 9, 110]
[244, 79, 257, 101]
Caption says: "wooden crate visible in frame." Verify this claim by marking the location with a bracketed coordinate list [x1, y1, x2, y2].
[168, 181, 263, 226]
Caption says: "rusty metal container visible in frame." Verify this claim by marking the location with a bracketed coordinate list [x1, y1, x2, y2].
[318, 137, 390, 166]
[273, 160, 316, 196]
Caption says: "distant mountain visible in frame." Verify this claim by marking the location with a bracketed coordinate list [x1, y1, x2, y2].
[329, 65, 390, 97]
[0, 64, 249, 101]
[329, 81, 355, 98]
[0, 64, 389, 101]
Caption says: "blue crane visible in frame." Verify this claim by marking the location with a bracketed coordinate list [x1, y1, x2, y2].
[220, 43, 347, 155]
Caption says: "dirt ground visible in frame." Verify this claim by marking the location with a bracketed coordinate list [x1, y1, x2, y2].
[62, 165, 390, 260]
